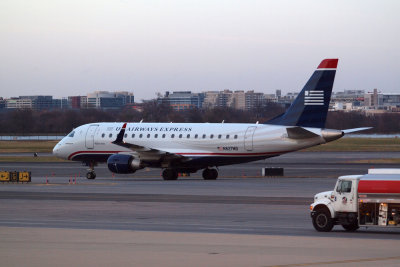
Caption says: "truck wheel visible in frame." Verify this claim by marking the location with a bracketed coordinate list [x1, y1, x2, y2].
[342, 221, 359, 232]
[312, 209, 334, 232]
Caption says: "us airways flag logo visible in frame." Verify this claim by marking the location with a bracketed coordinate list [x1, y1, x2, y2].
[304, 90, 324, 106]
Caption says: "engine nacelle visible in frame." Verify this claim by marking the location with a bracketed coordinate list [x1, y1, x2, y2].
[107, 154, 142, 174]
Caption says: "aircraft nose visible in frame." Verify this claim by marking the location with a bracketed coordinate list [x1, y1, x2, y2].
[52, 144, 59, 156]
[53, 141, 63, 158]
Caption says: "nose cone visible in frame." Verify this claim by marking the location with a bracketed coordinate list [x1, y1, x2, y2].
[53, 141, 67, 159]
[52, 143, 60, 157]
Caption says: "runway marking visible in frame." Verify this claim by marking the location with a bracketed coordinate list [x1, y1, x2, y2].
[0, 192, 310, 205]
[268, 256, 400, 267]
[34, 183, 117, 186]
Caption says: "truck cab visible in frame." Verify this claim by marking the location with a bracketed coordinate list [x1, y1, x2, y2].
[311, 175, 362, 232]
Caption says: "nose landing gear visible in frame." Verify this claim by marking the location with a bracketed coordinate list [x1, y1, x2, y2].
[84, 161, 97, 180]
[86, 171, 96, 180]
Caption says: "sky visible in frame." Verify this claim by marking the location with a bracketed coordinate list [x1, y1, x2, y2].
[0, 0, 399, 102]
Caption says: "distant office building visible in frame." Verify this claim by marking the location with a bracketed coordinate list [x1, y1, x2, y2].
[86, 91, 134, 109]
[276, 89, 281, 100]
[18, 95, 53, 110]
[382, 94, 400, 108]
[68, 96, 82, 109]
[203, 91, 219, 109]
[158, 91, 205, 111]
[52, 98, 68, 109]
[203, 90, 240, 109]
[203, 90, 274, 110]
[0, 98, 5, 109]
[330, 90, 365, 111]
[5, 98, 33, 109]
[364, 89, 383, 108]
[245, 90, 265, 110]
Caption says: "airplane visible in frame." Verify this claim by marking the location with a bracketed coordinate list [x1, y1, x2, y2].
[53, 58, 370, 180]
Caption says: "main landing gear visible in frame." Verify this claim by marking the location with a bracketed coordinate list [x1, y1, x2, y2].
[162, 169, 178, 180]
[85, 161, 97, 180]
[202, 168, 218, 180]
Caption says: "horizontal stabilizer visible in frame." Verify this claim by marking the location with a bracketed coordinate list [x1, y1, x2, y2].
[343, 127, 372, 134]
[287, 127, 319, 139]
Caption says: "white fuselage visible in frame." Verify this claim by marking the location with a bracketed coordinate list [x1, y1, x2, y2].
[54, 122, 326, 169]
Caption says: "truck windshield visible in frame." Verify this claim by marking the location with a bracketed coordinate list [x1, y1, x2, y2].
[336, 180, 352, 193]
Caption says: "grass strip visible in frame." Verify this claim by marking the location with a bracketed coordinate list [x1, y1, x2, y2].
[0, 156, 69, 163]
[0, 141, 58, 153]
[345, 158, 400, 164]
[304, 138, 400, 152]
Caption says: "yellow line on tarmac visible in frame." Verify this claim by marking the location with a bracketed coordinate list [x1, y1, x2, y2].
[268, 256, 400, 267]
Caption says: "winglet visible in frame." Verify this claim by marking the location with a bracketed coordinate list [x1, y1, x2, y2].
[113, 123, 127, 144]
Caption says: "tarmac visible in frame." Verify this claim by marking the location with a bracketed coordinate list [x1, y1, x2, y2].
[1, 151, 400, 266]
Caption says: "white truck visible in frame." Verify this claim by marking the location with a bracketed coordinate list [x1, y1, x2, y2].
[310, 169, 400, 232]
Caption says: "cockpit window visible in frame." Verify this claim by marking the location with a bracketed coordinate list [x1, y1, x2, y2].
[68, 131, 75, 137]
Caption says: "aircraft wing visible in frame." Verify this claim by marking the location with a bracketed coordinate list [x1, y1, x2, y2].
[112, 123, 186, 162]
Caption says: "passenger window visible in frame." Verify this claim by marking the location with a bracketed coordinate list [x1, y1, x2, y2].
[234, 135, 238, 139]
[187, 134, 190, 138]
[132, 134, 135, 138]
[202, 134, 206, 139]
[179, 134, 182, 138]
[226, 135, 230, 139]
[155, 134, 158, 138]
[195, 134, 198, 139]
[171, 134, 175, 138]
[210, 134, 214, 139]
[218, 134, 222, 139]
[109, 133, 112, 138]
[139, 134, 143, 138]
[124, 134, 127, 138]
[101, 133, 105, 138]
[336, 180, 352, 193]
[147, 134, 150, 138]
[162, 134, 166, 138]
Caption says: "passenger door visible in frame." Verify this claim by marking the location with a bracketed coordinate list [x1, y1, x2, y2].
[85, 125, 99, 149]
[244, 126, 257, 151]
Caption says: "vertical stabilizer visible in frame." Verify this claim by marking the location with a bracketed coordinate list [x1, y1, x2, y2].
[267, 59, 338, 128]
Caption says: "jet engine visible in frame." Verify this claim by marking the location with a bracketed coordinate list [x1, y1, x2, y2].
[107, 154, 142, 174]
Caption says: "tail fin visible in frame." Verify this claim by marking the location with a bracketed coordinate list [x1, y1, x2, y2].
[267, 59, 338, 128]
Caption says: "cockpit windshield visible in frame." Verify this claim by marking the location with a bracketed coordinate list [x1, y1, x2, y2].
[68, 131, 75, 138]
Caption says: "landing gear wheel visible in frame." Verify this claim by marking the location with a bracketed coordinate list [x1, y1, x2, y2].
[312, 209, 334, 232]
[162, 169, 178, 180]
[202, 168, 218, 180]
[342, 221, 359, 232]
[85, 161, 97, 180]
[86, 172, 96, 180]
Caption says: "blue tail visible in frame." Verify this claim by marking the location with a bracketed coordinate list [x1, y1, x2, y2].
[267, 59, 338, 128]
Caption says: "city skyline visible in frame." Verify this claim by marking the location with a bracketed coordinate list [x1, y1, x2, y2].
[1, 1, 399, 101]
